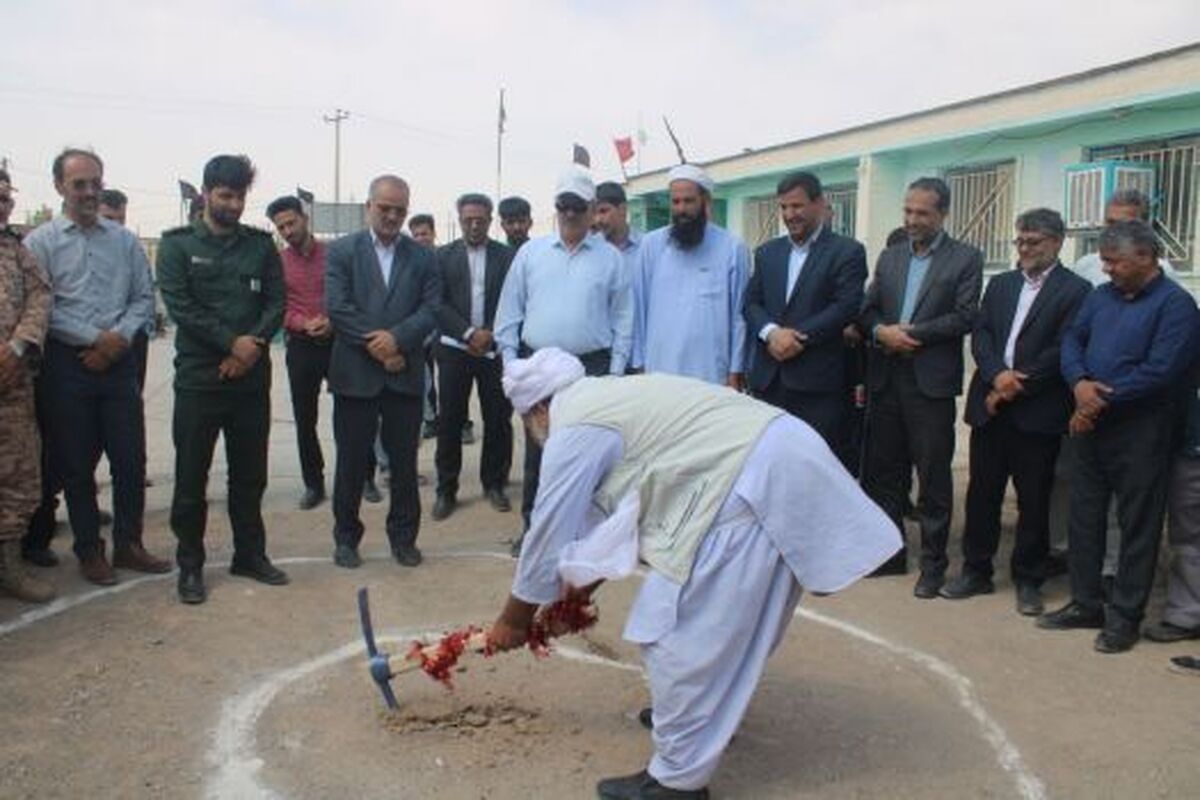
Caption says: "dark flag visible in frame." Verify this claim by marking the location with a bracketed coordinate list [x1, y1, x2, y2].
[178, 179, 200, 202]
[296, 186, 315, 204]
[572, 143, 591, 169]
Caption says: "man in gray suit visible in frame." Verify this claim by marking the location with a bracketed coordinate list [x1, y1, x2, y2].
[860, 177, 983, 598]
[325, 175, 440, 569]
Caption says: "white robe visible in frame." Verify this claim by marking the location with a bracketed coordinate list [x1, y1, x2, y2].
[513, 415, 899, 790]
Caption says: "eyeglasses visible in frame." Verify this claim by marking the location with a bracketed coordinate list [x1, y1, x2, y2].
[555, 198, 589, 215]
[1012, 236, 1052, 249]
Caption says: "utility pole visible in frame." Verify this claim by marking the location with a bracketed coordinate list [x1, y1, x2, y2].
[323, 108, 350, 205]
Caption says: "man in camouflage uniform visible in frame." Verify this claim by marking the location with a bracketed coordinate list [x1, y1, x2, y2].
[0, 169, 56, 603]
[157, 154, 288, 604]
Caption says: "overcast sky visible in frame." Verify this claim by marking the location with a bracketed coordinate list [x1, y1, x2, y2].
[2, 1, 1197, 238]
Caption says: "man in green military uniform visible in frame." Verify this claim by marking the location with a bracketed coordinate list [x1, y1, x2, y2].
[157, 154, 289, 604]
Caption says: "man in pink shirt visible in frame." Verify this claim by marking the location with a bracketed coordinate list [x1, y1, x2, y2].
[268, 196, 333, 510]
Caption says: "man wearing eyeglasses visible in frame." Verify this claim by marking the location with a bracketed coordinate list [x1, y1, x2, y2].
[494, 168, 633, 554]
[20, 149, 168, 585]
[940, 209, 1090, 616]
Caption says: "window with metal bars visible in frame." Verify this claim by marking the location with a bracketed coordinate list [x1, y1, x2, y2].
[944, 161, 1016, 268]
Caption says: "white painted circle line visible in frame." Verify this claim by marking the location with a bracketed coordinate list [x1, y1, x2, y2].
[796, 606, 1048, 800]
[206, 633, 644, 800]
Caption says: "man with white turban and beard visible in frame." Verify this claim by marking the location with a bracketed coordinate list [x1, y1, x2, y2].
[488, 347, 900, 799]
[632, 164, 751, 388]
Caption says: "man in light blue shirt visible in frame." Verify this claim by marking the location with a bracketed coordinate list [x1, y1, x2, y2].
[592, 181, 643, 371]
[494, 167, 633, 550]
[22, 149, 166, 584]
[633, 164, 749, 389]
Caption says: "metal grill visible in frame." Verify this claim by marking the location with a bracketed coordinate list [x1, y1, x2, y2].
[1090, 138, 1198, 269]
[945, 161, 1015, 267]
[826, 184, 858, 238]
[743, 196, 780, 249]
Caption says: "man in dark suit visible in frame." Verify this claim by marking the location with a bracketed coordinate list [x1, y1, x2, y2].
[744, 171, 867, 458]
[325, 175, 439, 569]
[941, 209, 1090, 615]
[431, 193, 514, 521]
[860, 177, 983, 598]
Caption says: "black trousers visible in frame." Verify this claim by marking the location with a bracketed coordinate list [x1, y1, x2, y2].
[23, 369, 61, 555]
[133, 330, 149, 393]
[959, 415, 1060, 585]
[171, 388, 270, 570]
[333, 390, 422, 551]
[285, 335, 332, 491]
[40, 340, 145, 559]
[435, 348, 512, 497]
[1068, 410, 1173, 625]
[520, 346, 611, 529]
[863, 361, 956, 576]
[755, 376, 845, 462]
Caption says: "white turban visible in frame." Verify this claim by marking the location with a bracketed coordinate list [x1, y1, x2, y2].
[667, 163, 714, 194]
[502, 347, 586, 414]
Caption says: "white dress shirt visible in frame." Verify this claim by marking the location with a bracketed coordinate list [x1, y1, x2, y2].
[758, 226, 819, 342]
[1003, 265, 1053, 368]
[370, 229, 396, 286]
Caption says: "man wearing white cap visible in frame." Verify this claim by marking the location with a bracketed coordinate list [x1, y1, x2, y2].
[489, 347, 899, 799]
[494, 168, 634, 553]
[632, 163, 750, 388]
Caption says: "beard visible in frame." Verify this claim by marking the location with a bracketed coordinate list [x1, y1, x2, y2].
[670, 207, 707, 249]
[209, 205, 242, 228]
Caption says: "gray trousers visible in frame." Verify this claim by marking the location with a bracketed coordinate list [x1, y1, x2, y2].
[1049, 436, 1120, 576]
[1164, 456, 1200, 629]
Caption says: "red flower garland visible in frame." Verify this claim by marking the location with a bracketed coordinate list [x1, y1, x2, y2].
[405, 598, 598, 688]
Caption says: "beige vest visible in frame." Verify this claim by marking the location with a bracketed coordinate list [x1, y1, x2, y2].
[551, 375, 783, 583]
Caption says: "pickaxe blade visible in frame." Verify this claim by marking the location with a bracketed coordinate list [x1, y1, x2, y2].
[357, 587, 399, 710]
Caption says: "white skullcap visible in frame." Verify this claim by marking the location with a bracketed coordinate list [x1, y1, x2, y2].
[503, 347, 586, 414]
[554, 166, 596, 203]
[667, 163, 714, 194]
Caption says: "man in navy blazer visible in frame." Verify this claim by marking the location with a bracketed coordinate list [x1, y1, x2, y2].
[744, 171, 867, 456]
[325, 175, 440, 569]
[941, 209, 1090, 615]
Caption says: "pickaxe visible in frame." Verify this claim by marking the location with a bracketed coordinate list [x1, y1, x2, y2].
[357, 586, 490, 710]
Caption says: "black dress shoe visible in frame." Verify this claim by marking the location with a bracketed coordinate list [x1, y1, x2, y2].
[1144, 620, 1200, 643]
[299, 486, 326, 510]
[485, 488, 511, 512]
[913, 572, 944, 599]
[22, 548, 59, 568]
[1169, 655, 1200, 675]
[596, 769, 709, 799]
[178, 569, 207, 605]
[363, 480, 384, 504]
[939, 572, 994, 600]
[393, 545, 423, 567]
[1037, 601, 1104, 630]
[1094, 626, 1139, 654]
[333, 544, 362, 569]
[868, 549, 908, 577]
[431, 494, 456, 521]
[229, 557, 290, 586]
[638, 707, 653, 730]
[1015, 583, 1044, 617]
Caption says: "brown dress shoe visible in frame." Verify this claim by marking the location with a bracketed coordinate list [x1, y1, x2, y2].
[79, 552, 118, 586]
[113, 543, 173, 574]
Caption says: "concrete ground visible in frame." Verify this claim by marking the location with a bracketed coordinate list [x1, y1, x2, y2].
[1, 338, 1197, 800]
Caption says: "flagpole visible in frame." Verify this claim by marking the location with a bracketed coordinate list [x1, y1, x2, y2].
[496, 88, 505, 201]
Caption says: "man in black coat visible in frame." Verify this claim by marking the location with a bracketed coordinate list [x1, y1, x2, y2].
[744, 171, 867, 459]
[941, 209, 1090, 615]
[325, 175, 439, 569]
[431, 194, 514, 521]
[860, 177, 983, 597]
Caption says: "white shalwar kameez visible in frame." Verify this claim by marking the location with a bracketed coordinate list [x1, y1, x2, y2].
[512, 415, 899, 791]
